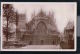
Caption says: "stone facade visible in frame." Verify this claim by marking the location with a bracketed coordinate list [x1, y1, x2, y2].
[61, 21, 74, 49]
[16, 13, 26, 41]
[17, 10, 60, 45]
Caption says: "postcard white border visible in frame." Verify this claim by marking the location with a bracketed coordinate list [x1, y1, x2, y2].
[1, 2, 77, 51]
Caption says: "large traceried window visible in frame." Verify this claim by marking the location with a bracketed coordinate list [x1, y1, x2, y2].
[36, 21, 47, 35]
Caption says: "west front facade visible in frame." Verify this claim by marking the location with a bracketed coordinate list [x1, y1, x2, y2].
[16, 9, 60, 45]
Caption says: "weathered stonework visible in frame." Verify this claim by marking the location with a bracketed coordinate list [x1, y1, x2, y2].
[17, 9, 60, 45]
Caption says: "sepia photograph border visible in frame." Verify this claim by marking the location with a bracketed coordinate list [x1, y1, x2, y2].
[1, 2, 77, 51]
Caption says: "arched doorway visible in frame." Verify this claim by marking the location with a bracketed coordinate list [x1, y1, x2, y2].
[29, 41, 32, 45]
[53, 40, 54, 45]
[41, 40, 44, 45]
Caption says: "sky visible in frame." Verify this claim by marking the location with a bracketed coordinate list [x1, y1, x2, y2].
[3, 2, 76, 33]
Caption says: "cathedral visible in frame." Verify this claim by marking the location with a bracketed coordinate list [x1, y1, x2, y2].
[16, 9, 60, 45]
